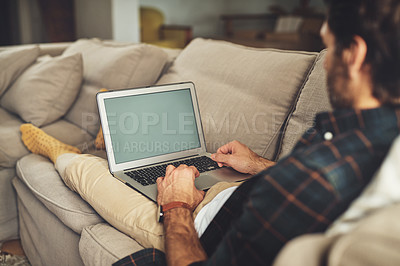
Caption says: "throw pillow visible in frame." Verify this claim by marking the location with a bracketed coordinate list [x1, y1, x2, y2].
[0, 53, 83, 127]
[157, 38, 318, 160]
[0, 46, 40, 97]
[62, 39, 169, 136]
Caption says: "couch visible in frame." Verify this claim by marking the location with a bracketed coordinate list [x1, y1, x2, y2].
[0, 38, 398, 266]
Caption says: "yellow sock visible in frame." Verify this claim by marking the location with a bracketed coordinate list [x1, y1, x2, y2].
[20, 124, 81, 164]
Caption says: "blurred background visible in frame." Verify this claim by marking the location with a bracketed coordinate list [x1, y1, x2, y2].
[0, 0, 326, 51]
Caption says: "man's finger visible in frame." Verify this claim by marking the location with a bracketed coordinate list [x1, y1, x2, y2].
[189, 166, 200, 178]
[217, 144, 231, 155]
[165, 165, 175, 177]
[156, 176, 163, 184]
[211, 153, 229, 164]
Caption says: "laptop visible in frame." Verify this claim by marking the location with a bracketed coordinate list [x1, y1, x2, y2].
[96, 82, 249, 202]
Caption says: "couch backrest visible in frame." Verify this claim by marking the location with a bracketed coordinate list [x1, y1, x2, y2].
[278, 49, 332, 159]
[157, 38, 329, 160]
[61, 39, 170, 136]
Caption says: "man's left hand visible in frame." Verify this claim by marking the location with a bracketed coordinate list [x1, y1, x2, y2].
[156, 165, 205, 210]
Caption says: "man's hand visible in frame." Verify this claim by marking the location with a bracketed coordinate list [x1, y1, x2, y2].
[211, 140, 276, 175]
[156, 164, 205, 210]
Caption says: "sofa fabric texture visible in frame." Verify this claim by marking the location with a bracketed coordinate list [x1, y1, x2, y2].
[0, 108, 27, 168]
[16, 154, 103, 234]
[79, 223, 143, 266]
[158, 38, 318, 160]
[279, 49, 332, 158]
[13, 177, 85, 266]
[62, 39, 169, 136]
[1, 53, 83, 127]
[0, 167, 18, 242]
[0, 46, 39, 97]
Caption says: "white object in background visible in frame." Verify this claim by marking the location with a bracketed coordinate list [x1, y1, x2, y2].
[112, 0, 140, 43]
[274, 16, 304, 33]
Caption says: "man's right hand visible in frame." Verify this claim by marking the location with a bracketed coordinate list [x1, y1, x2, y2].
[211, 140, 275, 175]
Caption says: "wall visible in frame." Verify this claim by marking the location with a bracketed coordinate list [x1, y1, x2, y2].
[111, 0, 140, 42]
[74, 0, 113, 40]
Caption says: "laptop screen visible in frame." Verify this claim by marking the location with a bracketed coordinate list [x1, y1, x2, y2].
[103, 88, 201, 164]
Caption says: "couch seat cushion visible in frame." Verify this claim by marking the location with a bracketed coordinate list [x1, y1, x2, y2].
[79, 223, 143, 266]
[0, 107, 28, 167]
[158, 38, 318, 160]
[62, 39, 169, 136]
[16, 154, 103, 234]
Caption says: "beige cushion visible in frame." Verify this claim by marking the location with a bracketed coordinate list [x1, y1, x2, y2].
[279, 50, 331, 158]
[158, 38, 317, 160]
[274, 204, 400, 266]
[16, 154, 103, 234]
[0, 53, 83, 127]
[79, 223, 143, 266]
[0, 46, 39, 97]
[62, 39, 169, 136]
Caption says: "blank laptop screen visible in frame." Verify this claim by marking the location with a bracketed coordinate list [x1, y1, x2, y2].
[104, 88, 201, 164]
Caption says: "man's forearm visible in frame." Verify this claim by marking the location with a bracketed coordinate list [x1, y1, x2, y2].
[164, 208, 207, 266]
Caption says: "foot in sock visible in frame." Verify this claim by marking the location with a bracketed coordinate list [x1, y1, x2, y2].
[20, 124, 81, 164]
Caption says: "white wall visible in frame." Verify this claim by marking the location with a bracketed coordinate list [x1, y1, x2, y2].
[75, 0, 140, 42]
[112, 0, 140, 42]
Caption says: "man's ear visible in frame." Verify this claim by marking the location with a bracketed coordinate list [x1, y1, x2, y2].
[342, 35, 368, 78]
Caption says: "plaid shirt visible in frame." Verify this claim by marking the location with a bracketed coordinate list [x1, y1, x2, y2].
[114, 106, 400, 266]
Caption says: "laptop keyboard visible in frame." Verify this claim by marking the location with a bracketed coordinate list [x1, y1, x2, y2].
[125, 156, 220, 186]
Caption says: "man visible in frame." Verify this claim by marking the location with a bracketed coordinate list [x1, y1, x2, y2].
[20, 0, 400, 265]
[133, 0, 400, 265]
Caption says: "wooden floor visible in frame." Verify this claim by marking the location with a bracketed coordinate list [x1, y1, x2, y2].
[1, 240, 25, 256]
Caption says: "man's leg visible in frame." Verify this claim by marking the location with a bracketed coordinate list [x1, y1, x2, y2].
[20, 124, 165, 251]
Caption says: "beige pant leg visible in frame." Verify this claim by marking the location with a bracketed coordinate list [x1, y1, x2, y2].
[59, 154, 242, 251]
[61, 154, 165, 251]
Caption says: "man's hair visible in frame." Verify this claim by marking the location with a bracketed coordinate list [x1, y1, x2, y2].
[325, 0, 400, 105]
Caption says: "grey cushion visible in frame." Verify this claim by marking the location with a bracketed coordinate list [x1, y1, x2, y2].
[0, 167, 18, 242]
[0, 107, 28, 168]
[0, 46, 39, 97]
[63, 39, 169, 136]
[158, 38, 318, 160]
[1, 53, 83, 127]
[278, 50, 332, 159]
[79, 223, 143, 266]
[16, 154, 103, 234]
[0, 108, 93, 168]
[41, 119, 94, 147]
[13, 177, 84, 266]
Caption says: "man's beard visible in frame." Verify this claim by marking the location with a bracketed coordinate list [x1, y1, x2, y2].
[326, 56, 354, 109]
